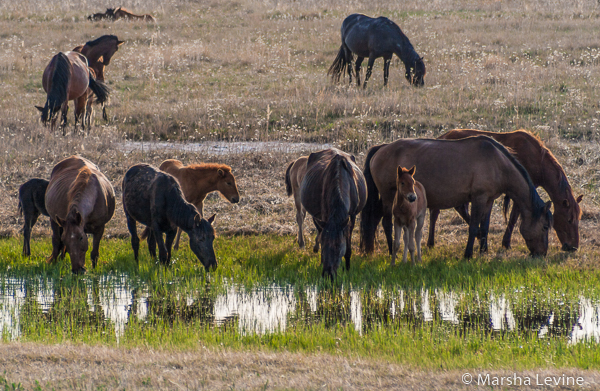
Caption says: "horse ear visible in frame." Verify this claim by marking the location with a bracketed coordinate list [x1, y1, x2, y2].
[543, 201, 553, 214]
[397, 166, 403, 177]
[35, 105, 44, 113]
[194, 213, 201, 226]
[577, 194, 583, 203]
[117, 40, 125, 46]
[408, 165, 416, 176]
[207, 214, 216, 224]
[217, 169, 225, 178]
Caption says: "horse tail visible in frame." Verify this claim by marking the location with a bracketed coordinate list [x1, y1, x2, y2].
[359, 144, 385, 253]
[17, 199, 23, 217]
[327, 44, 351, 83]
[285, 161, 294, 197]
[503, 195, 511, 223]
[47, 52, 72, 114]
[87, 72, 110, 104]
[140, 226, 150, 241]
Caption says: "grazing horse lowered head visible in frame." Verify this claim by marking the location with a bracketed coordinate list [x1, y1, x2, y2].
[18, 178, 50, 257]
[433, 129, 582, 252]
[122, 164, 217, 271]
[300, 149, 367, 279]
[35, 52, 110, 132]
[392, 166, 427, 266]
[360, 137, 552, 259]
[45, 156, 115, 273]
[328, 13, 425, 88]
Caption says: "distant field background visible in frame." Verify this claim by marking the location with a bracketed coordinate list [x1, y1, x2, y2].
[0, 0, 600, 255]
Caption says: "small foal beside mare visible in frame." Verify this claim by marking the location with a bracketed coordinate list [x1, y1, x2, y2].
[392, 166, 427, 265]
[18, 178, 50, 257]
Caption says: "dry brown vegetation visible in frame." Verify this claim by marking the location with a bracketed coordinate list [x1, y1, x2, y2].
[1, 343, 599, 390]
[1, 0, 600, 252]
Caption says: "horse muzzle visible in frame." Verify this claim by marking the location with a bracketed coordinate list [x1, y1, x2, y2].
[407, 193, 417, 203]
[231, 196, 240, 204]
[561, 243, 578, 252]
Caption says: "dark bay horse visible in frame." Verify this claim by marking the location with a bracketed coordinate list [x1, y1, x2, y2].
[433, 129, 582, 252]
[300, 149, 367, 278]
[18, 178, 49, 256]
[139, 159, 239, 250]
[360, 137, 552, 259]
[45, 156, 115, 273]
[35, 52, 110, 132]
[328, 14, 425, 88]
[74, 35, 124, 121]
[122, 164, 217, 270]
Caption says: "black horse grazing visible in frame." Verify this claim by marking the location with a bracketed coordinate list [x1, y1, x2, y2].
[300, 149, 367, 279]
[18, 178, 49, 256]
[328, 14, 426, 88]
[122, 164, 217, 270]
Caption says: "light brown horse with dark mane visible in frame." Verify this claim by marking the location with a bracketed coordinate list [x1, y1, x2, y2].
[142, 159, 240, 250]
[74, 35, 124, 122]
[35, 52, 110, 132]
[435, 129, 582, 252]
[360, 137, 552, 258]
[300, 148, 367, 278]
[113, 7, 156, 22]
[45, 156, 115, 273]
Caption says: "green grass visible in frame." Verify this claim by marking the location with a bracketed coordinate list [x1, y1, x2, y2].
[1, 235, 600, 369]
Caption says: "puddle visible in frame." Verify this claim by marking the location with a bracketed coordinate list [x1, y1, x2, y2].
[118, 141, 333, 156]
[1, 275, 599, 344]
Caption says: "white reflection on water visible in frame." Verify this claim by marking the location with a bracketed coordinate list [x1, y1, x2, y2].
[570, 298, 600, 344]
[490, 294, 516, 331]
[0, 278, 25, 340]
[213, 284, 296, 335]
[350, 290, 362, 333]
[97, 275, 134, 340]
[118, 141, 332, 156]
[436, 289, 460, 325]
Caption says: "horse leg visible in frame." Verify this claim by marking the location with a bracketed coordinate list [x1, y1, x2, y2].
[363, 55, 376, 89]
[382, 209, 394, 255]
[312, 217, 323, 254]
[23, 211, 39, 257]
[173, 228, 183, 251]
[47, 219, 63, 264]
[102, 104, 108, 121]
[344, 215, 356, 271]
[295, 198, 305, 248]
[502, 204, 520, 249]
[455, 204, 471, 224]
[355, 57, 364, 87]
[427, 208, 440, 248]
[478, 204, 493, 254]
[383, 54, 392, 87]
[125, 212, 140, 262]
[416, 213, 425, 263]
[402, 226, 409, 263]
[90, 226, 105, 269]
[165, 228, 177, 264]
[391, 221, 401, 266]
[60, 103, 69, 129]
[408, 220, 417, 265]
[152, 224, 169, 265]
[147, 230, 157, 259]
[465, 202, 486, 259]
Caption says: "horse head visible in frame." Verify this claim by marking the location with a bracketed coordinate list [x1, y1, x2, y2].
[215, 167, 240, 204]
[320, 217, 350, 280]
[554, 193, 582, 252]
[396, 166, 418, 203]
[187, 213, 218, 271]
[405, 56, 426, 87]
[520, 201, 553, 257]
[56, 208, 88, 274]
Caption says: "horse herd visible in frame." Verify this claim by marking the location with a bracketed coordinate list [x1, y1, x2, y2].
[17, 128, 581, 278]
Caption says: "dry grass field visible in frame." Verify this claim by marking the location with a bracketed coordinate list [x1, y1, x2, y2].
[1, 0, 600, 257]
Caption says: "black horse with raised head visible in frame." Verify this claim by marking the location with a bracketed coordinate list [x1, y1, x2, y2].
[122, 164, 217, 271]
[328, 14, 425, 88]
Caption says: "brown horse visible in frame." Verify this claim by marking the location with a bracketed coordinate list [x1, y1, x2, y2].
[113, 7, 156, 22]
[392, 166, 427, 265]
[360, 137, 552, 259]
[435, 129, 582, 252]
[88, 8, 115, 21]
[35, 52, 109, 132]
[285, 156, 312, 249]
[45, 156, 115, 273]
[300, 149, 367, 278]
[74, 35, 124, 122]
[145, 159, 240, 250]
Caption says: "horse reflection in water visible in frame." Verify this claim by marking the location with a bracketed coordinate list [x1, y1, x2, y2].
[300, 149, 367, 279]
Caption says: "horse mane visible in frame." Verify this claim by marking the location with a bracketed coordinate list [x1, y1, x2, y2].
[186, 162, 232, 174]
[321, 155, 353, 234]
[46, 53, 71, 116]
[478, 136, 546, 218]
[67, 167, 93, 203]
[164, 176, 198, 230]
[85, 35, 119, 47]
